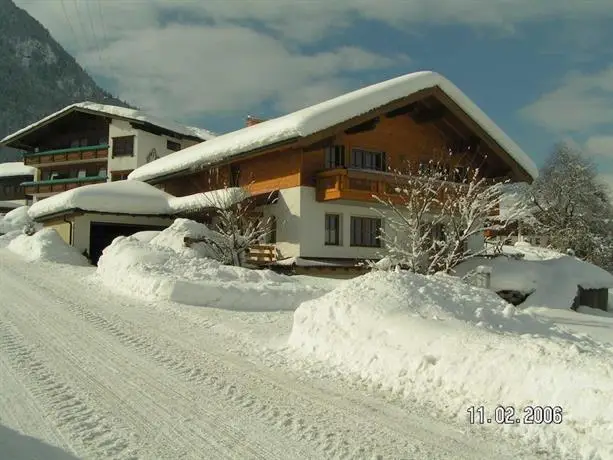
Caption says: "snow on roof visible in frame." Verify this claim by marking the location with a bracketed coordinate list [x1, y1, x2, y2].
[28, 181, 249, 221]
[0, 162, 36, 178]
[28, 180, 177, 220]
[1, 102, 216, 145]
[169, 187, 250, 213]
[129, 71, 538, 183]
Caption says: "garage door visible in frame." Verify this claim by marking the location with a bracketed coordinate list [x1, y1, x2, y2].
[89, 222, 167, 265]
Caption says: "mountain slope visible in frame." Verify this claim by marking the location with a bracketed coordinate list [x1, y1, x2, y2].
[0, 0, 130, 161]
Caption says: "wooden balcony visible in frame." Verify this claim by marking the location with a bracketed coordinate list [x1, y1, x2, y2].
[23, 176, 107, 196]
[315, 168, 406, 203]
[315, 168, 499, 215]
[23, 144, 109, 166]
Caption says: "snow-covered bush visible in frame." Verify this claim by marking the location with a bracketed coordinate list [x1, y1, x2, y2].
[374, 158, 526, 274]
[8, 228, 90, 266]
[0, 206, 40, 235]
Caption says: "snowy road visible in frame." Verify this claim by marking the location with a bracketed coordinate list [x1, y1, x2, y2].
[0, 250, 544, 459]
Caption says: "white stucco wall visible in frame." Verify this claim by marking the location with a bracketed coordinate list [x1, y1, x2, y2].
[71, 213, 173, 254]
[266, 186, 486, 261]
[108, 120, 201, 179]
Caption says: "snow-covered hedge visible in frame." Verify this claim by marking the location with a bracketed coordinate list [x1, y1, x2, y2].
[288, 271, 613, 459]
[97, 219, 330, 310]
[8, 228, 90, 266]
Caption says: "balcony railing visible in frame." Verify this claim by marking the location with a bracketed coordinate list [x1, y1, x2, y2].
[23, 144, 109, 166]
[315, 168, 408, 203]
[22, 175, 107, 195]
[315, 168, 498, 214]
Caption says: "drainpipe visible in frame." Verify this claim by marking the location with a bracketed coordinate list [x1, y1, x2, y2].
[63, 216, 73, 245]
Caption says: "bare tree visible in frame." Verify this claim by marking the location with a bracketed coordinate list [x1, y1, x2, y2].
[373, 158, 527, 274]
[175, 186, 275, 267]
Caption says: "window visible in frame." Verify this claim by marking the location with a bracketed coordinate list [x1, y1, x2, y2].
[325, 214, 341, 246]
[350, 148, 386, 171]
[77, 169, 86, 178]
[111, 171, 132, 181]
[99, 167, 107, 178]
[350, 216, 382, 247]
[167, 140, 181, 152]
[325, 146, 345, 169]
[112, 136, 135, 157]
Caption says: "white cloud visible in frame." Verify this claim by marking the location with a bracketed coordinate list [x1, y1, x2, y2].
[520, 65, 613, 133]
[586, 136, 613, 157]
[13, 0, 613, 124]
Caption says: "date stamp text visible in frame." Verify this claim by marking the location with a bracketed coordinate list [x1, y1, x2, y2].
[467, 405, 563, 425]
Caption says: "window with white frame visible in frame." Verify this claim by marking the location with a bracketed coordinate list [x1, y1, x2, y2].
[350, 216, 382, 247]
[325, 214, 341, 246]
[350, 148, 386, 171]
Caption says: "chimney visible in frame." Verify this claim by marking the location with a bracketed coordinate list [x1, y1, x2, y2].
[246, 115, 266, 127]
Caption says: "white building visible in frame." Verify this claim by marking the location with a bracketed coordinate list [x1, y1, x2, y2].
[0, 102, 215, 201]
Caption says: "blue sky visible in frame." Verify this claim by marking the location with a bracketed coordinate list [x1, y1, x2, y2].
[14, 0, 613, 179]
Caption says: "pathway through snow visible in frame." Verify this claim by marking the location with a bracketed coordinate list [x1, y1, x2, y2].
[0, 250, 547, 459]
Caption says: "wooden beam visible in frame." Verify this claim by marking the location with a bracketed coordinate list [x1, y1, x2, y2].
[344, 117, 380, 134]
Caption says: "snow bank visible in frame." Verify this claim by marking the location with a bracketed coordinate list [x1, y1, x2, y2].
[0, 206, 40, 234]
[289, 271, 613, 459]
[455, 250, 613, 309]
[130, 231, 161, 243]
[97, 230, 329, 311]
[149, 218, 229, 260]
[8, 228, 89, 266]
[0, 162, 36, 178]
[0, 230, 21, 248]
[129, 71, 537, 182]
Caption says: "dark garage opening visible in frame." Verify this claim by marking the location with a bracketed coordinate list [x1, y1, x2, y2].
[89, 222, 168, 265]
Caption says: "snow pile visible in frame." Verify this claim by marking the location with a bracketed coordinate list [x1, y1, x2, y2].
[149, 218, 229, 259]
[130, 230, 161, 243]
[0, 230, 21, 248]
[8, 228, 89, 266]
[288, 271, 613, 459]
[0, 206, 40, 234]
[0, 162, 36, 178]
[455, 245, 613, 309]
[1, 101, 216, 144]
[97, 224, 329, 310]
[129, 71, 537, 182]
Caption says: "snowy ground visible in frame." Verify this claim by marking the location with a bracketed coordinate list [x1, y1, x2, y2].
[0, 249, 546, 460]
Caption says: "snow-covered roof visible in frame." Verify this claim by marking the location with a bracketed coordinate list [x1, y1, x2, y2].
[28, 180, 250, 221]
[129, 71, 538, 183]
[0, 162, 36, 179]
[28, 180, 176, 220]
[1, 102, 216, 146]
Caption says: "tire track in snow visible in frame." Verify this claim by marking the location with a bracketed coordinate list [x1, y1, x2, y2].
[0, 319, 135, 460]
[60, 288, 521, 459]
[0, 262, 294, 460]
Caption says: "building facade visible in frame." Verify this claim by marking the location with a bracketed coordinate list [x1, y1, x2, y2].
[0, 102, 215, 202]
[130, 72, 538, 267]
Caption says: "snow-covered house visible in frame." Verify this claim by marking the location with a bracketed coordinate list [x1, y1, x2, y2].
[130, 71, 538, 270]
[0, 102, 215, 202]
[0, 162, 36, 213]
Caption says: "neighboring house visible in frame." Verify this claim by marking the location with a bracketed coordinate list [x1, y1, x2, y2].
[0, 102, 215, 202]
[129, 71, 538, 271]
[0, 162, 36, 212]
[26, 180, 246, 265]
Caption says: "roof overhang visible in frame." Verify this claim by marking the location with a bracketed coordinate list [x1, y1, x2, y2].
[33, 207, 175, 223]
